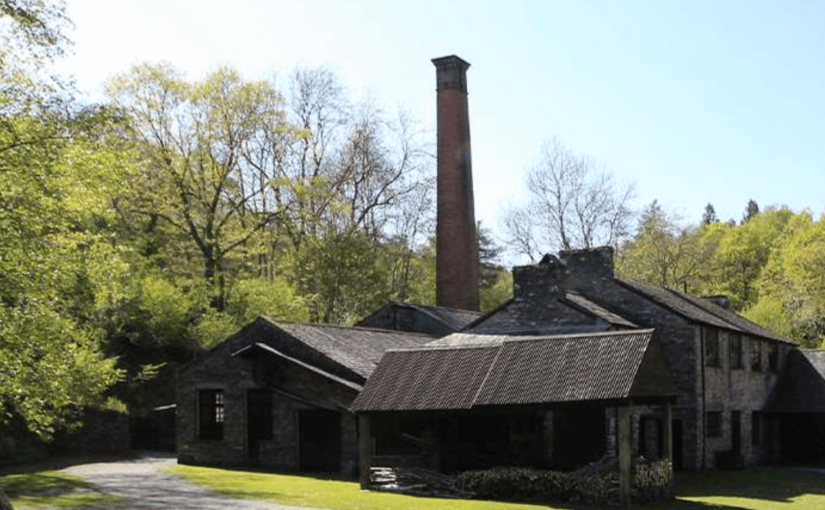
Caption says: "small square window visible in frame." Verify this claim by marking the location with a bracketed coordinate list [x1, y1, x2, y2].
[705, 328, 720, 367]
[198, 389, 225, 440]
[729, 334, 743, 369]
[707, 411, 722, 438]
[751, 338, 762, 371]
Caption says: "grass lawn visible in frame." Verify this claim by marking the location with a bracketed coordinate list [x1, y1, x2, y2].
[0, 455, 126, 508]
[0, 470, 123, 508]
[168, 464, 825, 510]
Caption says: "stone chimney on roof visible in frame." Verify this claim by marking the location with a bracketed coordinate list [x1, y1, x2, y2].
[512, 247, 615, 300]
[432, 55, 479, 311]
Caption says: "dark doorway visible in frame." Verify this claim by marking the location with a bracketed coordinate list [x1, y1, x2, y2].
[780, 414, 825, 464]
[247, 389, 273, 464]
[731, 411, 742, 455]
[672, 419, 683, 471]
[454, 415, 510, 471]
[299, 409, 341, 472]
[554, 404, 605, 470]
[639, 416, 663, 460]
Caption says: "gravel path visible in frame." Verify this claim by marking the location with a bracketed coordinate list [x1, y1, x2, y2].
[20, 453, 329, 510]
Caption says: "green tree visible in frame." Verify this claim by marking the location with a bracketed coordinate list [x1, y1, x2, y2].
[617, 200, 713, 292]
[1, 0, 124, 443]
[106, 63, 296, 312]
[702, 203, 718, 225]
[292, 228, 392, 324]
[706, 206, 794, 310]
[743, 199, 760, 223]
[746, 212, 825, 347]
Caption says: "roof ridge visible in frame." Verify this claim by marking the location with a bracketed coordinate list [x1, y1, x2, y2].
[263, 316, 434, 337]
[665, 289, 788, 342]
[614, 278, 739, 330]
[500, 328, 654, 344]
[462, 297, 515, 331]
[661, 288, 746, 333]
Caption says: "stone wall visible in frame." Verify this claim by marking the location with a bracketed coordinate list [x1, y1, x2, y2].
[701, 329, 789, 468]
[525, 247, 790, 470]
[177, 342, 359, 474]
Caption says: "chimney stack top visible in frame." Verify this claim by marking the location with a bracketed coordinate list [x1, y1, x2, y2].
[432, 55, 471, 93]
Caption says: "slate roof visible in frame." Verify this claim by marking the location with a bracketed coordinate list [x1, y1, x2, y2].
[561, 292, 637, 328]
[767, 350, 825, 413]
[356, 301, 484, 332]
[232, 342, 364, 391]
[273, 320, 435, 379]
[463, 295, 616, 336]
[615, 278, 790, 343]
[352, 329, 677, 412]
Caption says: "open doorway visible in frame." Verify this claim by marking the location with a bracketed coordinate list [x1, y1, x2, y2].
[298, 409, 341, 472]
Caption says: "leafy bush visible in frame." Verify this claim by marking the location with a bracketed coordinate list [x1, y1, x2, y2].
[457, 457, 673, 505]
[457, 466, 571, 502]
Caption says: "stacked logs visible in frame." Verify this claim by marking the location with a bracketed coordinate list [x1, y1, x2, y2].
[369, 467, 474, 498]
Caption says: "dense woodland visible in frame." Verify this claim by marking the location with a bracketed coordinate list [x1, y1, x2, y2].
[1, 0, 824, 449]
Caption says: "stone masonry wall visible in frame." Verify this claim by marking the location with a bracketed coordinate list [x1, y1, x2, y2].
[177, 344, 359, 474]
[536, 247, 790, 470]
[702, 329, 789, 468]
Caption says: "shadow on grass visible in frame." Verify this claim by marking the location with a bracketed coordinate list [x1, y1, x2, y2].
[674, 467, 825, 501]
[0, 471, 92, 497]
[0, 451, 139, 476]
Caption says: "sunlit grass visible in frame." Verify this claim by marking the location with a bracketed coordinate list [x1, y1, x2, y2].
[168, 464, 825, 510]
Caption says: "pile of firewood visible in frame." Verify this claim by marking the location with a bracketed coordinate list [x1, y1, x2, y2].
[370, 466, 474, 498]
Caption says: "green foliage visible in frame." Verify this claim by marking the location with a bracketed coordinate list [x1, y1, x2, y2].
[480, 270, 513, 313]
[137, 274, 199, 344]
[292, 229, 392, 324]
[617, 200, 711, 293]
[619, 200, 825, 345]
[227, 277, 309, 324]
[746, 212, 825, 347]
[107, 62, 295, 312]
[0, 3, 129, 438]
[192, 308, 239, 348]
[0, 304, 121, 438]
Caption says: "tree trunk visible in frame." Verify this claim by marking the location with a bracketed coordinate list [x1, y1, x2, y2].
[0, 488, 14, 510]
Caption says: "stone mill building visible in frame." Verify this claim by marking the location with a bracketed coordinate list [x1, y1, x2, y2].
[176, 55, 825, 493]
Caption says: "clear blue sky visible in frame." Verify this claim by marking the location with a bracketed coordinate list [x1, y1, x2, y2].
[60, 0, 825, 260]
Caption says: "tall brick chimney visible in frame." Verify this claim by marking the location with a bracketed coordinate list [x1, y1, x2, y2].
[432, 55, 479, 311]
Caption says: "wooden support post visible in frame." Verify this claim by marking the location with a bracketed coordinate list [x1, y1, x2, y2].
[358, 414, 372, 490]
[619, 404, 631, 507]
[664, 399, 673, 468]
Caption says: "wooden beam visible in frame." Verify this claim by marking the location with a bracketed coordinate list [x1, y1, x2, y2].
[358, 414, 372, 490]
[618, 404, 631, 506]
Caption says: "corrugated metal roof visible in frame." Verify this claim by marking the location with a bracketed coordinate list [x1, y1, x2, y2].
[352, 329, 676, 412]
[475, 331, 651, 405]
[350, 346, 500, 411]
